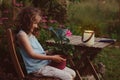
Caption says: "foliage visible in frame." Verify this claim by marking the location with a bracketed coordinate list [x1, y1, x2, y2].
[39, 14, 74, 55]
[32, 0, 67, 24]
[106, 20, 120, 41]
[95, 47, 120, 80]
[69, 0, 81, 2]
[48, 27, 74, 56]
[0, 0, 13, 55]
[66, 0, 119, 38]
[49, 27, 70, 43]
[37, 28, 51, 47]
[41, 16, 60, 29]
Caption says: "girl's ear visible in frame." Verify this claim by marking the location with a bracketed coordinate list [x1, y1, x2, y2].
[31, 16, 36, 24]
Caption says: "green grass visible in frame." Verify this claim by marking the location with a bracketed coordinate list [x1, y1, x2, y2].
[95, 47, 120, 80]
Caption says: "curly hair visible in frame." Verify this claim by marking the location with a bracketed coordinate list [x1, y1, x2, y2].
[15, 7, 42, 34]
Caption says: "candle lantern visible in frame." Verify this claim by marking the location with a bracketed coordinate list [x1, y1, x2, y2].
[81, 30, 95, 46]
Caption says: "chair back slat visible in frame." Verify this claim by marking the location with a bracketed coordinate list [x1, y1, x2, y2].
[7, 28, 25, 79]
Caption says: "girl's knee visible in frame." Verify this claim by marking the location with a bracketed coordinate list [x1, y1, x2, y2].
[72, 70, 76, 78]
[62, 73, 73, 80]
[65, 76, 73, 80]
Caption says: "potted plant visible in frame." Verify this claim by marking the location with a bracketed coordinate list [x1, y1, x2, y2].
[40, 17, 74, 69]
[48, 27, 74, 69]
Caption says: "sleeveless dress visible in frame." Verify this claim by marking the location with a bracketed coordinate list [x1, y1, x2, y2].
[17, 30, 50, 73]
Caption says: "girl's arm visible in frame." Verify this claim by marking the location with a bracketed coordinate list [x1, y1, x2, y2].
[17, 32, 66, 62]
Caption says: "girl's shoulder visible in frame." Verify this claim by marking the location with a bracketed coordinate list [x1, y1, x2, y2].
[17, 30, 27, 38]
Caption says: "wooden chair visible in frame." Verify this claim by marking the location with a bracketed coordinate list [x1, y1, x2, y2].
[6, 28, 60, 80]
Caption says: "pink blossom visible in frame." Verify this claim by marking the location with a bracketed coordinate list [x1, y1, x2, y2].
[0, 20, 3, 24]
[15, 3, 23, 7]
[59, 24, 65, 28]
[42, 16, 48, 19]
[0, 18, 2, 21]
[12, 0, 23, 7]
[65, 30, 72, 37]
[41, 19, 47, 23]
[3, 10, 9, 13]
[42, 26, 49, 29]
[0, 18, 3, 24]
[49, 20, 57, 23]
[2, 17, 8, 20]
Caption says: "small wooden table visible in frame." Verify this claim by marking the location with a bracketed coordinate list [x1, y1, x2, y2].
[46, 35, 115, 80]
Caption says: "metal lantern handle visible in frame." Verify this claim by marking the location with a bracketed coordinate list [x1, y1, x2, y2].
[81, 31, 94, 43]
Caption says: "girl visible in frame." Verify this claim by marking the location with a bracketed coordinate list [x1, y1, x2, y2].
[15, 7, 76, 80]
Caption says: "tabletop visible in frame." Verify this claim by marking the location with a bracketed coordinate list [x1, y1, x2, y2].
[46, 35, 115, 49]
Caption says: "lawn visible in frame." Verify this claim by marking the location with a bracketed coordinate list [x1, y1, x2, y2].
[95, 46, 120, 80]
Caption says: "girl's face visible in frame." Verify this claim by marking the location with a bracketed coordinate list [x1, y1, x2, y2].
[30, 14, 41, 33]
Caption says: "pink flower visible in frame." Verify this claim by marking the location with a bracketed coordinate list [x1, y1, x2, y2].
[0, 18, 3, 24]
[0, 21, 3, 24]
[15, 3, 23, 7]
[49, 20, 57, 23]
[12, 0, 23, 7]
[2, 17, 8, 20]
[65, 30, 72, 37]
[42, 16, 48, 19]
[41, 19, 47, 23]
[0, 17, 9, 24]
[42, 26, 49, 29]
[59, 24, 65, 28]
[3, 10, 9, 13]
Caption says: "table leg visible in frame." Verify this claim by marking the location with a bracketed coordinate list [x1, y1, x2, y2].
[86, 57, 100, 80]
[69, 58, 82, 80]
[75, 47, 101, 80]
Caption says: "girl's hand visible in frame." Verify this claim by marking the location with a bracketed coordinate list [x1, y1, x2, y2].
[51, 55, 66, 63]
